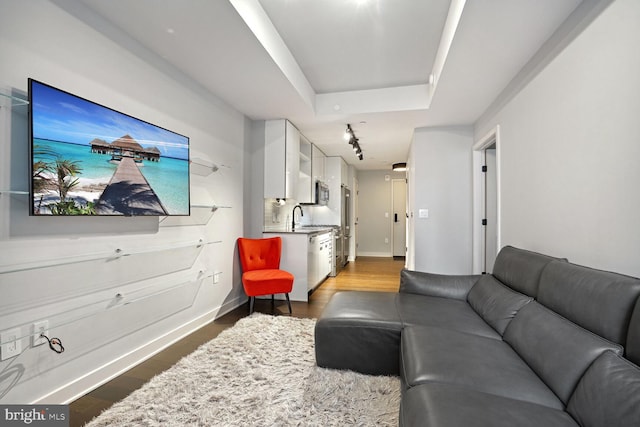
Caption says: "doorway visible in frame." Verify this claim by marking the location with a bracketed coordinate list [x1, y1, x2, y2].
[472, 126, 501, 274]
[392, 178, 407, 258]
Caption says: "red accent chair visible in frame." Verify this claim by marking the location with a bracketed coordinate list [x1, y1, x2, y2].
[237, 237, 294, 314]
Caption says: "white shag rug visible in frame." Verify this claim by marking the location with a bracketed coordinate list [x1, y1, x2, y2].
[86, 313, 400, 426]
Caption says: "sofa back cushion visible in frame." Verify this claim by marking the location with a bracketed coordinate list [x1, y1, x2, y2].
[538, 260, 640, 346]
[503, 302, 623, 404]
[626, 300, 640, 366]
[467, 275, 533, 335]
[567, 351, 640, 427]
[492, 246, 565, 297]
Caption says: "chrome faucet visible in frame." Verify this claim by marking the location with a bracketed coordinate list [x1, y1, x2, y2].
[291, 204, 303, 231]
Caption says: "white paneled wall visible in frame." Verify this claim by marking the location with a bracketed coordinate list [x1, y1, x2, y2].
[0, 1, 246, 403]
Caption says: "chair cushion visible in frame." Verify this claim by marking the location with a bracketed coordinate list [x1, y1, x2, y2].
[237, 237, 282, 271]
[567, 351, 640, 427]
[503, 302, 623, 404]
[400, 325, 563, 409]
[242, 269, 293, 296]
[400, 383, 578, 427]
[397, 293, 501, 339]
[467, 275, 533, 335]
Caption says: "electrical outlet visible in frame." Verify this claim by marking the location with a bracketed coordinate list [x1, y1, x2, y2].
[32, 321, 49, 347]
[1, 328, 22, 360]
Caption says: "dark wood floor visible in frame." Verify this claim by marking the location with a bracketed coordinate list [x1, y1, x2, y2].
[69, 256, 404, 426]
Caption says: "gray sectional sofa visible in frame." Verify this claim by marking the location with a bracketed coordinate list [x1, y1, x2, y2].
[314, 246, 640, 426]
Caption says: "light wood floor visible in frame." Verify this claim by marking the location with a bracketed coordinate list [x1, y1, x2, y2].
[69, 256, 405, 426]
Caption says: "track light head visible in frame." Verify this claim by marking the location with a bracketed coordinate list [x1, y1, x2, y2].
[344, 124, 353, 141]
[343, 123, 363, 160]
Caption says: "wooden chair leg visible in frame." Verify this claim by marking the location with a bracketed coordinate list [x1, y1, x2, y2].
[271, 294, 275, 311]
[285, 293, 292, 314]
[249, 296, 255, 314]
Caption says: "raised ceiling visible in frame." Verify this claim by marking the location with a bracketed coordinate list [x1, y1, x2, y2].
[60, 0, 589, 169]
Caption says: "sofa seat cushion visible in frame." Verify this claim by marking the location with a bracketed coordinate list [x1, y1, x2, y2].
[400, 325, 563, 409]
[315, 291, 403, 375]
[396, 293, 501, 340]
[400, 383, 578, 427]
[567, 351, 640, 427]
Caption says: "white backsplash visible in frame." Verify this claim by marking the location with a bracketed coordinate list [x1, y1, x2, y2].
[263, 199, 336, 231]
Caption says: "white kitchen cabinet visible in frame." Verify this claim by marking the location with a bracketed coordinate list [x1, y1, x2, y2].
[298, 135, 313, 203]
[312, 144, 326, 184]
[263, 230, 332, 302]
[316, 231, 333, 281]
[264, 119, 299, 199]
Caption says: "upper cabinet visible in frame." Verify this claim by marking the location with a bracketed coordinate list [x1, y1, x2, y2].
[264, 119, 299, 199]
[298, 135, 313, 203]
[264, 119, 329, 203]
[312, 144, 326, 185]
[326, 156, 349, 190]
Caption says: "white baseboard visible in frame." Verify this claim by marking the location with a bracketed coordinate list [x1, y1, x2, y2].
[357, 252, 393, 257]
[35, 296, 244, 404]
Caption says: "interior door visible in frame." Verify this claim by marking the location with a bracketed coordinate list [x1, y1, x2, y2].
[353, 177, 359, 260]
[484, 146, 498, 273]
[392, 179, 407, 257]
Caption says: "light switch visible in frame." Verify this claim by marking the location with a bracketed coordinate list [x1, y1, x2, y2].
[419, 209, 429, 219]
[385, 212, 389, 218]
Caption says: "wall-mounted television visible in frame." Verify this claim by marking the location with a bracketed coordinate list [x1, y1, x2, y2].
[28, 79, 190, 216]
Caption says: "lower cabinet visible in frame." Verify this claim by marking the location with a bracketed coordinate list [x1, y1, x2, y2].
[263, 231, 332, 302]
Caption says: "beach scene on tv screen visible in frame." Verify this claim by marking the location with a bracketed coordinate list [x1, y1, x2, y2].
[30, 81, 189, 216]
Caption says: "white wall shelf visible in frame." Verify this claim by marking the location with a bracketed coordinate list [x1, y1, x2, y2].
[0, 91, 28, 108]
[159, 204, 232, 227]
[0, 238, 215, 275]
[0, 190, 29, 195]
[190, 158, 220, 176]
[0, 239, 222, 318]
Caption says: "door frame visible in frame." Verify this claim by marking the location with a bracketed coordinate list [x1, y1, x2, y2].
[472, 125, 502, 274]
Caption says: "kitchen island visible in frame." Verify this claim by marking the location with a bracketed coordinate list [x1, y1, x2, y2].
[263, 227, 334, 302]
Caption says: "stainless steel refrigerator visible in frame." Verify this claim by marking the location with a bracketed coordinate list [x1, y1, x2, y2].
[340, 185, 351, 267]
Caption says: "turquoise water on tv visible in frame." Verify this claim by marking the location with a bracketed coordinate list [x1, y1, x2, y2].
[33, 138, 190, 215]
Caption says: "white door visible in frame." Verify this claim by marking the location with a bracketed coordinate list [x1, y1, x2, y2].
[484, 147, 498, 273]
[392, 179, 407, 257]
[353, 177, 359, 260]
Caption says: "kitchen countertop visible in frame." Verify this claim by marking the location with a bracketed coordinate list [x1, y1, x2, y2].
[263, 226, 335, 235]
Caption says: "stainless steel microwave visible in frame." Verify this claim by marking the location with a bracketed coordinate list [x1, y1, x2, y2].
[316, 181, 329, 205]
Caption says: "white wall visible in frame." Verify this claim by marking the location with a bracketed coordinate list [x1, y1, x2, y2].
[357, 170, 407, 257]
[408, 127, 473, 274]
[0, 1, 246, 403]
[475, 0, 640, 277]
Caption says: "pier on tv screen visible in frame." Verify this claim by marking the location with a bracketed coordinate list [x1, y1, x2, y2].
[28, 79, 190, 216]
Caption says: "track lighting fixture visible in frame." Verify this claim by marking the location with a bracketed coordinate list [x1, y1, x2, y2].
[344, 124, 363, 161]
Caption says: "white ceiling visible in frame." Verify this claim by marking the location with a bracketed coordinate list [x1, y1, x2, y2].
[62, 0, 586, 170]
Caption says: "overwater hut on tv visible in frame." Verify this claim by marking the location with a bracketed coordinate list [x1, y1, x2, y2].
[90, 134, 161, 162]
